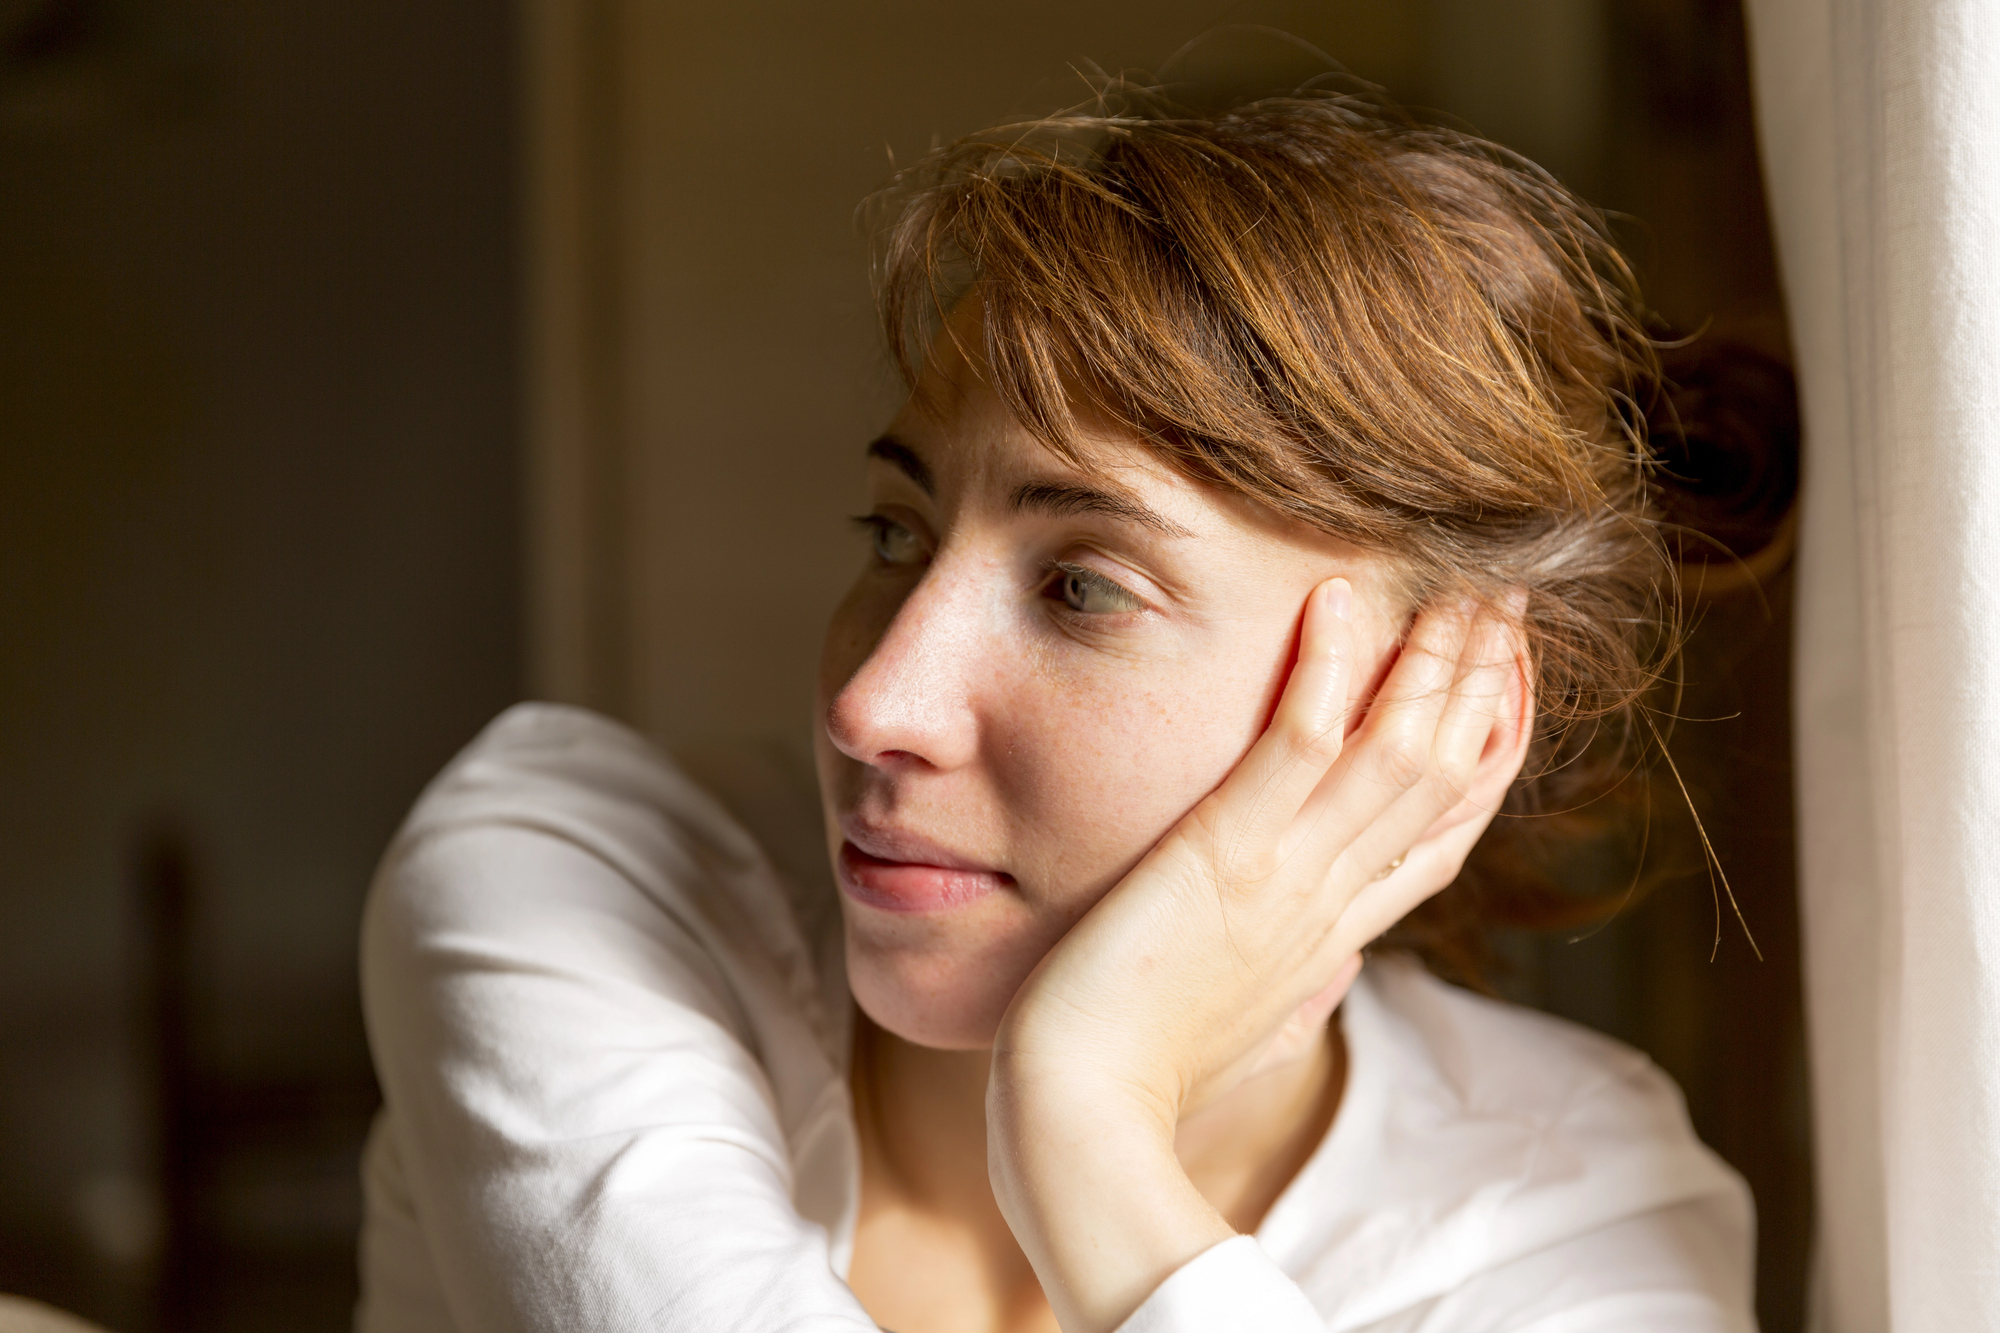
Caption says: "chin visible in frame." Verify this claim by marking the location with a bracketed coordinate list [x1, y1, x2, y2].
[843, 926, 1034, 1050]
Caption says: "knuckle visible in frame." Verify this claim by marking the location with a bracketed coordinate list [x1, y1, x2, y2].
[1287, 720, 1343, 767]
[1371, 719, 1431, 789]
[1186, 807, 1271, 892]
[1227, 855, 1282, 895]
[1435, 746, 1480, 793]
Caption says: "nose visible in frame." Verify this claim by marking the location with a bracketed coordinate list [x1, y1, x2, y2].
[825, 559, 987, 773]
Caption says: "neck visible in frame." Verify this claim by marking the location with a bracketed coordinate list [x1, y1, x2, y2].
[852, 1009, 1347, 1238]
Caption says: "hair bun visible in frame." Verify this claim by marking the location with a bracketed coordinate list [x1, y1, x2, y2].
[1649, 340, 1800, 593]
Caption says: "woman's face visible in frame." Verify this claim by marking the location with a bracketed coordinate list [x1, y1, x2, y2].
[815, 344, 1407, 1050]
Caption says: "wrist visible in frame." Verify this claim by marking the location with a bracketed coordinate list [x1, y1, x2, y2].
[986, 1049, 1230, 1333]
[988, 1038, 1179, 1134]
[986, 1053, 1178, 1201]
[988, 997, 1187, 1136]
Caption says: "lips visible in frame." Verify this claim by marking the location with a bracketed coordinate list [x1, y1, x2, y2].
[836, 822, 1013, 913]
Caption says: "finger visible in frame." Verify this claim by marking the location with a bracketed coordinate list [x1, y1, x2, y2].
[1296, 952, 1363, 1027]
[1344, 597, 1483, 799]
[1419, 605, 1520, 811]
[1201, 577, 1357, 854]
[1325, 838, 1455, 952]
[1280, 597, 1477, 866]
[1319, 607, 1523, 930]
[1244, 953, 1365, 1079]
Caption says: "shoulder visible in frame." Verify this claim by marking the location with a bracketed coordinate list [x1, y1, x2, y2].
[1349, 956, 1749, 1220]
[365, 703, 844, 1053]
[1352, 955, 1673, 1130]
[356, 711, 866, 1323]
[1270, 957, 1752, 1327]
[390, 702, 768, 882]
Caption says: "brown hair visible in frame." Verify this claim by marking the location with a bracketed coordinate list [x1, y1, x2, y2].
[867, 86, 1685, 986]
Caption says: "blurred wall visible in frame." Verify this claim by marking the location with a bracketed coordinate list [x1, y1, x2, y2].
[0, 0, 517, 1325]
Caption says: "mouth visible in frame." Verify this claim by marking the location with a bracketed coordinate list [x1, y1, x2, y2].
[836, 822, 1014, 914]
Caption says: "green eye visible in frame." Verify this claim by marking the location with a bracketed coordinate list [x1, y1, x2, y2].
[1053, 562, 1145, 614]
[853, 515, 925, 566]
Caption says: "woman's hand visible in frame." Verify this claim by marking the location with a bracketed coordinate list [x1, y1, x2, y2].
[986, 579, 1530, 1333]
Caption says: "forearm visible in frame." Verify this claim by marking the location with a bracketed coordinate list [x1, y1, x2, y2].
[364, 825, 876, 1331]
[987, 1059, 1234, 1333]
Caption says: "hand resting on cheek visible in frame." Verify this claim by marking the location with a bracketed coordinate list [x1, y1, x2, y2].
[988, 579, 1534, 1333]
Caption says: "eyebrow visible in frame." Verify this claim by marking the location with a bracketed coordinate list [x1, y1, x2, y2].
[865, 436, 933, 494]
[864, 433, 1194, 539]
[1010, 479, 1195, 538]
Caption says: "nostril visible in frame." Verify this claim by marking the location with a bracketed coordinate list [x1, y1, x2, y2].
[825, 689, 911, 768]
[824, 698, 872, 763]
[822, 576, 980, 771]
[826, 676, 948, 770]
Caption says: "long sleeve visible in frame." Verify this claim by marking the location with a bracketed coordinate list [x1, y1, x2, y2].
[1114, 1195, 1753, 1333]
[1114, 1237, 1326, 1333]
[357, 705, 873, 1333]
[1247, 959, 1756, 1333]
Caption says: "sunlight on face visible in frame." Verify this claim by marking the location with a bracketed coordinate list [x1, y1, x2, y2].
[814, 340, 1407, 1050]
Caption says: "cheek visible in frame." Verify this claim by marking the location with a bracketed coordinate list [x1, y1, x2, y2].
[992, 635, 1289, 899]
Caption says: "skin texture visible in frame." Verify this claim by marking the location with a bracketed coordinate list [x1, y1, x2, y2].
[817, 333, 1534, 1333]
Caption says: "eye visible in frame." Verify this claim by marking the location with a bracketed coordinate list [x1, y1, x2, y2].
[1049, 561, 1146, 615]
[851, 514, 926, 567]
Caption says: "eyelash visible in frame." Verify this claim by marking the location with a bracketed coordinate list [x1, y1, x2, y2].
[1046, 561, 1147, 616]
[850, 514, 1147, 617]
[850, 514, 923, 566]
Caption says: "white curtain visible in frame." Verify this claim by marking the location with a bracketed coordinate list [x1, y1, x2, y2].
[1745, 0, 2000, 1328]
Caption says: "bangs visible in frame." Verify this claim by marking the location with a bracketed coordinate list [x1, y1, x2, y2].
[870, 96, 1617, 551]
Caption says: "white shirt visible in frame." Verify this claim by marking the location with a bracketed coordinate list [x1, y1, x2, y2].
[357, 703, 1756, 1333]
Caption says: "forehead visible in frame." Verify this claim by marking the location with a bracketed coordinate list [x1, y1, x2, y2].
[890, 308, 1182, 483]
[882, 359, 1385, 596]
[881, 364, 1204, 526]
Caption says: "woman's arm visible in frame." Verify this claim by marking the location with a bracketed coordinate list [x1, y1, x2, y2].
[360, 713, 879, 1333]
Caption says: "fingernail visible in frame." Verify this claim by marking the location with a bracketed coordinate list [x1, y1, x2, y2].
[1326, 578, 1352, 622]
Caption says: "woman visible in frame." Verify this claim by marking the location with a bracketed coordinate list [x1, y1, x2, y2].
[358, 89, 1755, 1333]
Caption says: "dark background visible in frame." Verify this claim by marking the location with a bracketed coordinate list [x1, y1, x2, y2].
[0, 1, 1805, 1329]
[1, 0, 517, 1327]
